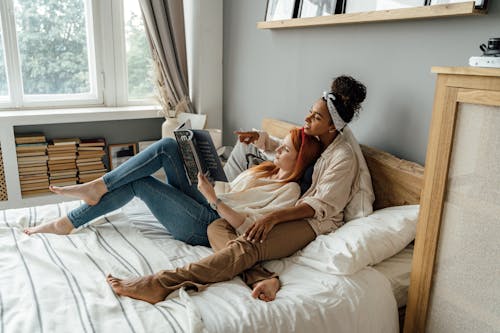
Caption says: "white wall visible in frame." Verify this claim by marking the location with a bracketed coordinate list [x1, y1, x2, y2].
[223, 0, 500, 164]
[185, 0, 223, 130]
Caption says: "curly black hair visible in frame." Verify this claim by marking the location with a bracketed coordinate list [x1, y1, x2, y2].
[330, 75, 367, 123]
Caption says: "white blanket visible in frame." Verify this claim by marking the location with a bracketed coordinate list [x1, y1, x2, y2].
[0, 200, 399, 333]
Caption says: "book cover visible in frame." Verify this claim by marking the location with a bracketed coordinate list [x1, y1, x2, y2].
[173, 122, 227, 185]
[16, 151, 47, 157]
[48, 154, 77, 160]
[51, 138, 80, 146]
[78, 168, 107, 175]
[48, 163, 77, 171]
[22, 188, 51, 197]
[50, 172, 79, 179]
[79, 138, 106, 147]
[78, 163, 105, 171]
[15, 133, 46, 145]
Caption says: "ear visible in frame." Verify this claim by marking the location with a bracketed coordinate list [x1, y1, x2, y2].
[328, 123, 337, 133]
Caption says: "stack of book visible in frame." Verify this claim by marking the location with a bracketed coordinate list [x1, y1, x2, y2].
[47, 138, 79, 187]
[15, 133, 49, 196]
[77, 138, 107, 183]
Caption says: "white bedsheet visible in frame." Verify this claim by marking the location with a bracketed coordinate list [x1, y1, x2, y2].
[0, 199, 399, 333]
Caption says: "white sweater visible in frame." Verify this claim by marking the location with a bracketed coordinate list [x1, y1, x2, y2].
[214, 170, 300, 235]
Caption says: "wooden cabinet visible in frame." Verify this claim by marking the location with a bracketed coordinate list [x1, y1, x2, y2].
[404, 67, 500, 332]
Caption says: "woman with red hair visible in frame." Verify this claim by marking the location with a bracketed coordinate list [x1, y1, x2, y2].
[106, 75, 368, 303]
[25, 128, 321, 245]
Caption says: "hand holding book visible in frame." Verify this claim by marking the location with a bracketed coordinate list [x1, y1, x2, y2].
[197, 172, 217, 204]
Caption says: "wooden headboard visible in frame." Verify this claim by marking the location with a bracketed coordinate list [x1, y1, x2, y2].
[261, 118, 424, 209]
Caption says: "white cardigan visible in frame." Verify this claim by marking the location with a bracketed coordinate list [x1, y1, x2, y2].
[214, 170, 300, 235]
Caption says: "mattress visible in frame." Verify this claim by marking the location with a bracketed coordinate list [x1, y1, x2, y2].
[126, 199, 414, 308]
[0, 199, 401, 333]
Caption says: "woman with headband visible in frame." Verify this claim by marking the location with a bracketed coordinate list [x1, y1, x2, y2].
[106, 75, 368, 304]
[25, 128, 322, 248]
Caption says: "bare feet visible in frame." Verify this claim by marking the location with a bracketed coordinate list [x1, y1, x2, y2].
[49, 177, 107, 206]
[107, 274, 170, 304]
[251, 277, 280, 302]
[24, 216, 74, 235]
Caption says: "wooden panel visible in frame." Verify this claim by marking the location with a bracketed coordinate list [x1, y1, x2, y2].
[404, 68, 500, 332]
[261, 118, 299, 138]
[432, 67, 500, 77]
[404, 83, 460, 333]
[457, 89, 500, 106]
[257, 2, 484, 29]
[361, 145, 423, 210]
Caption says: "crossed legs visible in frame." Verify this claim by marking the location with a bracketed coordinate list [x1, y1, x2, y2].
[107, 219, 316, 303]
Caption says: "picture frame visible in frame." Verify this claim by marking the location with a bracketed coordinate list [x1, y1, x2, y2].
[108, 143, 137, 170]
[428, 0, 487, 9]
[138, 141, 166, 182]
[264, 0, 300, 21]
[299, 0, 341, 18]
[344, 0, 425, 13]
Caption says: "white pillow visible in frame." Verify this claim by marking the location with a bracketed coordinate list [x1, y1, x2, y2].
[342, 126, 375, 221]
[291, 205, 419, 275]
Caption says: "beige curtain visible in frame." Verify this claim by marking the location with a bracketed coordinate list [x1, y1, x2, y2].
[139, 0, 195, 113]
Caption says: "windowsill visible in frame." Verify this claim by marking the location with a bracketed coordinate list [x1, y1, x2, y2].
[0, 105, 164, 125]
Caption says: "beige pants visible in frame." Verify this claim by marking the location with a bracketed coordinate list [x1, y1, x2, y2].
[155, 218, 316, 294]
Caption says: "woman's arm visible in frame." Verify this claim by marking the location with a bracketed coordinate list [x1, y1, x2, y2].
[197, 173, 246, 229]
[244, 203, 315, 242]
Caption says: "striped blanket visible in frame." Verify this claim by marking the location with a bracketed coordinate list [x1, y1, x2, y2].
[0, 199, 399, 333]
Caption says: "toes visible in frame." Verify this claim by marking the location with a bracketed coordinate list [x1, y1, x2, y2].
[251, 288, 262, 299]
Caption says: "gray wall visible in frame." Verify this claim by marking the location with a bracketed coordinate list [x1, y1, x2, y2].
[223, 0, 500, 164]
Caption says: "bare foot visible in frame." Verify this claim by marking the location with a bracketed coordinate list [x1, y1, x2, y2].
[24, 216, 74, 235]
[107, 274, 170, 304]
[251, 277, 280, 302]
[49, 177, 107, 206]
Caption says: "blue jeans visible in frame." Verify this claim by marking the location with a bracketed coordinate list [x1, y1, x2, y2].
[67, 138, 220, 246]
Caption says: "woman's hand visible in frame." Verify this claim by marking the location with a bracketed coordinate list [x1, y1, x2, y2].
[244, 214, 276, 243]
[235, 131, 259, 144]
[197, 172, 216, 203]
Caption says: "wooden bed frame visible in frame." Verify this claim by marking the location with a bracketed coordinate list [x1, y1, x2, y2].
[261, 118, 424, 209]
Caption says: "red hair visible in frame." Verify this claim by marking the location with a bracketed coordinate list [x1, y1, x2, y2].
[250, 128, 322, 183]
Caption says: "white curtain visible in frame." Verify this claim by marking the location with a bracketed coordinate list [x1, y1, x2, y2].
[139, 0, 195, 113]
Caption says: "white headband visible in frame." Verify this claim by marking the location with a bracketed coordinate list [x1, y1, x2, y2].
[323, 91, 346, 131]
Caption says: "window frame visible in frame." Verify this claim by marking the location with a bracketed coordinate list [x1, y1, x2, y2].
[0, 0, 156, 111]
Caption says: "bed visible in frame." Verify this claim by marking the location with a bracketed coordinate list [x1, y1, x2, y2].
[0, 119, 424, 333]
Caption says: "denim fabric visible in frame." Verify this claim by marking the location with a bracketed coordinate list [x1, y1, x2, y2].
[67, 138, 219, 246]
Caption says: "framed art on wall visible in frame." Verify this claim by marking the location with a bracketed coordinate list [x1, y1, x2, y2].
[429, 0, 487, 9]
[265, 0, 300, 20]
[299, 0, 341, 18]
[108, 143, 137, 170]
[345, 0, 425, 13]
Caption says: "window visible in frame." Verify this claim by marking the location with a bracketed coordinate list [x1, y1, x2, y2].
[0, 0, 155, 110]
[124, 1, 154, 101]
[0, 22, 8, 100]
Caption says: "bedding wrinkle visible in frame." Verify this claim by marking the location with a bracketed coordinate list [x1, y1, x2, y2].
[88, 226, 139, 276]
[36, 234, 94, 333]
[71, 243, 138, 333]
[104, 217, 154, 275]
[7, 228, 45, 333]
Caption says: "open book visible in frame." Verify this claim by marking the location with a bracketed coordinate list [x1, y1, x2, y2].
[174, 121, 227, 185]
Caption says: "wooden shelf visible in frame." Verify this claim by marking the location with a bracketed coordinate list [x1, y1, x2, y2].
[431, 66, 500, 76]
[257, 2, 486, 29]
